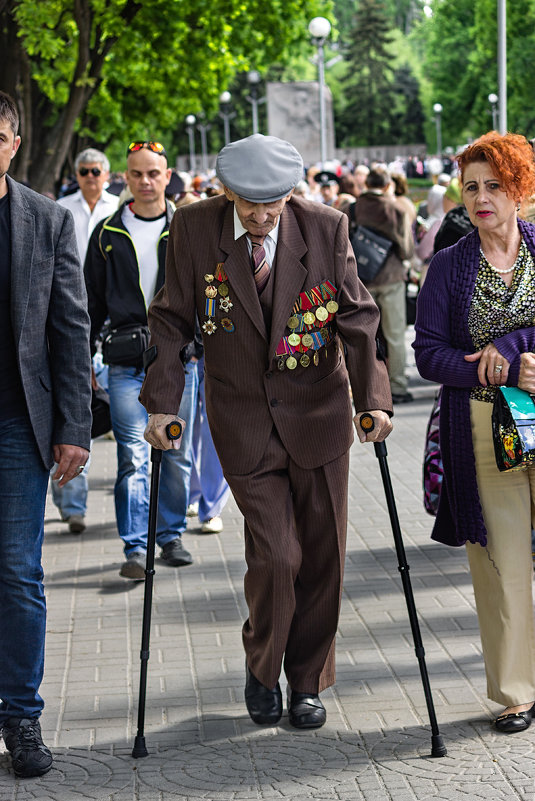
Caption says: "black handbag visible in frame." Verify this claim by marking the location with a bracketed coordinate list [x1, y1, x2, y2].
[102, 324, 150, 367]
[91, 386, 112, 439]
[348, 205, 393, 284]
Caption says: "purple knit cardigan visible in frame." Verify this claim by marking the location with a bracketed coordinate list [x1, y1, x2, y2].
[413, 219, 535, 547]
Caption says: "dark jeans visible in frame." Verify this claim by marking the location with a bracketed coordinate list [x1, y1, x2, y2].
[0, 416, 48, 722]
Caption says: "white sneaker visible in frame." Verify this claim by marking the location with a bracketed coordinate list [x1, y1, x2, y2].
[201, 516, 223, 534]
[186, 502, 199, 518]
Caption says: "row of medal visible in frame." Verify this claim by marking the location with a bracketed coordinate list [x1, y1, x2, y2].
[202, 264, 233, 335]
[276, 324, 335, 370]
[274, 280, 339, 370]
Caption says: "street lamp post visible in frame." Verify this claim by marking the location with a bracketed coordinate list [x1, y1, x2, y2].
[308, 16, 331, 169]
[197, 115, 211, 173]
[185, 114, 196, 172]
[488, 93, 499, 130]
[219, 91, 235, 146]
[433, 103, 443, 157]
[497, 0, 507, 133]
[246, 71, 266, 135]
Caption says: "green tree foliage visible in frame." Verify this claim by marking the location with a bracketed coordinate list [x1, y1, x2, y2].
[335, 0, 424, 146]
[418, 0, 535, 150]
[0, 0, 327, 192]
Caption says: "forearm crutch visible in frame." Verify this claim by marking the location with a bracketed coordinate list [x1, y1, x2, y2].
[132, 420, 183, 759]
[360, 413, 447, 758]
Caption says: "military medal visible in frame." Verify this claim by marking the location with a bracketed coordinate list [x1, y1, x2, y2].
[278, 357, 286, 371]
[288, 333, 301, 347]
[303, 311, 315, 326]
[313, 352, 319, 366]
[300, 354, 310, 368]
[287, 315, 299, 330]
[315, 306, 328, 322]
[301, 333, 313, 348]
[203, 263, 236, 334]
[326, 300, 338, 314]
[286, 355, 297, 370]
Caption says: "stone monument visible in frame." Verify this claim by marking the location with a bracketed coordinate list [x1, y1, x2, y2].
[266, 81, 335, 166]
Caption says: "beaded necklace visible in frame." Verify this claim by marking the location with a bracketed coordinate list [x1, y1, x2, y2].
[479, 246, 521, 275]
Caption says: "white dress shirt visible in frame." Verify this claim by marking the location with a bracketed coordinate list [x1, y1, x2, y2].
[233, 206, 279, 267]
[57, 189, 119, 262]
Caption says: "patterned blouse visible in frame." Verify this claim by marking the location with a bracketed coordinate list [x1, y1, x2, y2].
[468, 238, 535, 403]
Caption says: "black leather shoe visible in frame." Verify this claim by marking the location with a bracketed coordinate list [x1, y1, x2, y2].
[287, 688, 326, 729]
[244, 665, 282, 724]
[1, 717, 53, 777]
[495, 702, 535, 733]
[161, 537, 193, 567]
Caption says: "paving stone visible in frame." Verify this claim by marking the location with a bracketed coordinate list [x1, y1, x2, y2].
[0, 337, 530, 799]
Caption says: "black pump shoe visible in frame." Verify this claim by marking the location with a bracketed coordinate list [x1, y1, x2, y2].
[287, 688, 326, 729]
[494, 702, 535, 733]
[244, 664, 282, 725]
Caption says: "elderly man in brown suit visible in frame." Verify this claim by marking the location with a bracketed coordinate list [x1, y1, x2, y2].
[140, 134, 392, 730]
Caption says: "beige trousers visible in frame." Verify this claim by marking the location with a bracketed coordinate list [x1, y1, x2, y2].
[466, 399, 535, 706]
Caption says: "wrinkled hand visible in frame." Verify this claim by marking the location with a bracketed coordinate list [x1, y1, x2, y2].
[144, 413, 185, 450]
[52, 444, 90, 487]
[464, 343, 510, 386]
[353, 410, 393, 443]
[518, 352, 535, 394]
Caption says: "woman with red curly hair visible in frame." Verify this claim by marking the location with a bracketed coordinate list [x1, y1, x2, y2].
[413, 132, 535, 733]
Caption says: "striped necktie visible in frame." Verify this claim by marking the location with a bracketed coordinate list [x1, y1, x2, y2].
[249, 236, 271, 294]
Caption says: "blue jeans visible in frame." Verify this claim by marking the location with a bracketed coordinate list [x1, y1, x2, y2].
[0, 416, 49, 723]
[50, 455, 90, 517]
[189, 357, 230, 522]
[49, 354, 106, 517]
[108, 362, 198, 556]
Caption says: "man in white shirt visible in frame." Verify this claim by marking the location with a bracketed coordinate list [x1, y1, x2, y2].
[52, 149, 118, 533]
[58, 148, 118, 261]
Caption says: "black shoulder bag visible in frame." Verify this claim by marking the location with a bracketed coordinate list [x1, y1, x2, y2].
[348, 203, 394, 284]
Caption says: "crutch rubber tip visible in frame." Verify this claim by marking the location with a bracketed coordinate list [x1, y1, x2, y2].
[132, 736, 149, 758]
[430, 734, 447, 757]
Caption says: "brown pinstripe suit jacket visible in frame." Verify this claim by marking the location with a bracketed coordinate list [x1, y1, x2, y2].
[140, 194, 392, 475]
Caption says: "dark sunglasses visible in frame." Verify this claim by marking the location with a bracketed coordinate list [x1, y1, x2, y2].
[127, 141, 167, 157]
[78, 167, 102, 177]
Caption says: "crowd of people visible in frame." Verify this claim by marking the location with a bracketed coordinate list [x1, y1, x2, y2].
[3, 78, 535, 782]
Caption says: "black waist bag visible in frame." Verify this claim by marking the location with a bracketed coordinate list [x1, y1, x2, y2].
[102, 324, 150, 367]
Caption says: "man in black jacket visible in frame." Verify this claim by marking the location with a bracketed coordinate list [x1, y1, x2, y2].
[85, 141, 200, 579]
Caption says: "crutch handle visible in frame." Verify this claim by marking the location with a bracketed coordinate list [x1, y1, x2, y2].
[165, 420, 183, 440]
[359, 412, 375, 433]
[359, 413, 387, 458]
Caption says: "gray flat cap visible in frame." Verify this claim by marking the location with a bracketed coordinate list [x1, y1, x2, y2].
[216, 134, 303, 203]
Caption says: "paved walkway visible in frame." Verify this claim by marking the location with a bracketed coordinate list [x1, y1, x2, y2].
[2, 336, 535, 800]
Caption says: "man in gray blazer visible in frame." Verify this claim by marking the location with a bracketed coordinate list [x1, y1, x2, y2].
[0, 91, 92, 778]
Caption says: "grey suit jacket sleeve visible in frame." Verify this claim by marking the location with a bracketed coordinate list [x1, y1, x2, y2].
[8, 177, 92, 466]
[46, 209, 92, 449]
